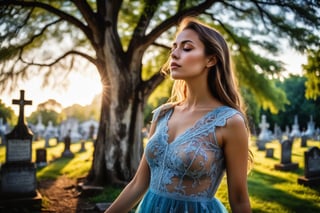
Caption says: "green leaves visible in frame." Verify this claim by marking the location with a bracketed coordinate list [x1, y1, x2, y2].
[303, 49, 320, 100]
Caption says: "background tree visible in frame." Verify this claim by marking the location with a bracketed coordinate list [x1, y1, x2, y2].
[28, 99, 62, 126]
[303, 49, 320, 100]
[261, 75, 320, 132]
[0, 100, 16, 127]
[0, 1, 319, 186]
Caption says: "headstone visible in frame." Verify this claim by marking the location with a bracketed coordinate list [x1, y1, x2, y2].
[59, 118, 82, 142]
[304, 115, 315, 139]
[61, 130, 74, 158]
[300, 135, 308, 147]
[265, 148, 274, 158]
[274, 139, 299, 171]
[0, 90, 41, 210]
[284, 125, 290, 139]
[0, 118, 6, 145]
[43, 120, 58, 147]
[80, 119, 98, 140]
[298, 147, 320, 186]
[35, 148, 47, 167]
[273, 123, 282, 141]
[290, 115, 301, 139]
[34, 114, 45, 140]
[256, 115, 271, 150]
[44, 133, 50, 148]
[79, 140, 87, 152]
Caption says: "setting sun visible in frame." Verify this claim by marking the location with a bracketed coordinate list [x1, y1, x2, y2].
[2, 72, 102, 116]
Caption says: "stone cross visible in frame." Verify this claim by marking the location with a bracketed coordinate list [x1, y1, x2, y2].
[259, 115, 269, 130]
[12, 90, 32, 125]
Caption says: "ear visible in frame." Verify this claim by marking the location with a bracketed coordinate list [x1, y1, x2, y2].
[206, 56, 217, 68]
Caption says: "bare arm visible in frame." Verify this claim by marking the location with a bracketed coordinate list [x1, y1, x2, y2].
[222, 114, 251, 213]
[105, 122, 157, 213]
[104, 154, 150, 213]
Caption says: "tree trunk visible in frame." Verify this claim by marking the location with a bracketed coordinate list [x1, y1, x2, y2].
[87, 48, 144, 186]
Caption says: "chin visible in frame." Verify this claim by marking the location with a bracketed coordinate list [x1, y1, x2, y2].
[170, 72, 182, 79]
[170, 75, 183, 80]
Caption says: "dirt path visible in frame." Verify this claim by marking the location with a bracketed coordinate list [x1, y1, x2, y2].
[38, 175, 102, 213]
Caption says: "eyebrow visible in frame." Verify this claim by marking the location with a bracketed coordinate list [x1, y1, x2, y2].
[172, 39, 194, 46]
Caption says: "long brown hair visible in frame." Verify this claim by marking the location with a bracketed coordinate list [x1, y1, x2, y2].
[162, 17, 253, 168]
[163, 17, 246, 117]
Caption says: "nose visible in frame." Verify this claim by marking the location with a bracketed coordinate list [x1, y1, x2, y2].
[170, 48, 179, 59]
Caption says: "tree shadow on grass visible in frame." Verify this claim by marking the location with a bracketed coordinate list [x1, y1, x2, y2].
[36, 156, 74, 181]
[249, 169, 320, 213]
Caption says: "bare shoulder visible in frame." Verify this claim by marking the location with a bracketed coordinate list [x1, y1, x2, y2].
[221, 113, 248, 144]
[225, 113, 246, 129]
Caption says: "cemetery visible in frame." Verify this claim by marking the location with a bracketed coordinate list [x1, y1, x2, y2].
[0, 91, 319, 212]
[0, 1, 320, 212]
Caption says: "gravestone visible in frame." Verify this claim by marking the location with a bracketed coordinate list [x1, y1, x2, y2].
[0, 90, 42, 210]
[256, 115, 271, 150]
[36, 148, 47, 167]
[80, 119, 98, 140]
[34, 114, 45, 140]
[300, 135, 308, 147]
[290, 115, 301, 139]
[0, 118, 6, 145]
[274, 139, 299, 171]
[59, 118, 82, 142]
[265, 148, 274, 158]
[43, 120, 58, 147]
[79, 140, 87, 152]
[298, 147, 320, 186]
[304, 115, 315, 138]
[61, 130, 74, 158]
[284, 125, 290, 139]
[273, 123, 282, 141]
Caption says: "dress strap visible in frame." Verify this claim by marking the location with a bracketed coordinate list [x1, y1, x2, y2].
[151, 103, 174, 123]
[211, 106, 244, 146]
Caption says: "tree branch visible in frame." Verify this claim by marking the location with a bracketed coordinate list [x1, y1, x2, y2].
[141, 71, 165, 98]
[0, 0, 93, 41]
[143, 0, 218, 49]
[137, 0, 219, 96]
[126, 0, 162, 61]
[19, 50, 96, 67]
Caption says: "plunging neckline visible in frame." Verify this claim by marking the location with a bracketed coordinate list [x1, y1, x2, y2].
[164, 106, 225, 145]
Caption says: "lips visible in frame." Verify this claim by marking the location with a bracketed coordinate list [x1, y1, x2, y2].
[170, 62, 181, 69]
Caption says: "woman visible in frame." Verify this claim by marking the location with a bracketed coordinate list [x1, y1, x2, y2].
[105, 17, 252, 213]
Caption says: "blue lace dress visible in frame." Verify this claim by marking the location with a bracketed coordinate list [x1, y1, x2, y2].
[135, 105, 241, 213]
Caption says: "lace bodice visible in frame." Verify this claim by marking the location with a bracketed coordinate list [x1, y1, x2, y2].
[145, 105, 240, 200]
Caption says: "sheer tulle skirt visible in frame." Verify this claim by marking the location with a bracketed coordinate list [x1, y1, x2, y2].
[135, 189, 228, 213]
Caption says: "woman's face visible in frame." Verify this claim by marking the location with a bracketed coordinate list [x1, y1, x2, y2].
[170, 29, 211, 80]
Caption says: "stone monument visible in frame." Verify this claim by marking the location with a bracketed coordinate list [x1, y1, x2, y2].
[298, 147, 320, 186]
[0, 118, 6, 145]
[304, 115, 315, 138]
[34, 114, 45, 140]
[61, 130, 74, 158]
[0, 90, 41, 210]
[290, 115, 301, 139]
[274, 139, 299, 171]
[256, 115, 271, 150]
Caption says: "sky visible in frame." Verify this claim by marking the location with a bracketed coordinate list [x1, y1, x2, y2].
[2, 71, 102, 116]
[1, 46, 306, 117]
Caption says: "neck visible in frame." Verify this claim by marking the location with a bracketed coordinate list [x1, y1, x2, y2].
[180, 83, 220, 110]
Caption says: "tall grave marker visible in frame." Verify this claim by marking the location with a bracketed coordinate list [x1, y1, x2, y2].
[298, 147, 320, 186]
[0, 90, 41, 209]
[274, 139, 299, 171]
[256, 115, 271, 150]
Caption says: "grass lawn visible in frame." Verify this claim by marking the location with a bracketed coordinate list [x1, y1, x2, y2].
[0, 138, 319, 212]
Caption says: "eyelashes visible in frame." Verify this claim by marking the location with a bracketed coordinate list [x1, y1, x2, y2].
[170, 47, 192, 53]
